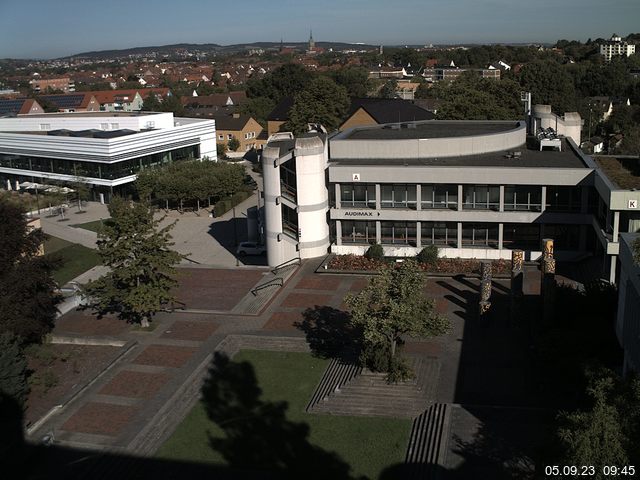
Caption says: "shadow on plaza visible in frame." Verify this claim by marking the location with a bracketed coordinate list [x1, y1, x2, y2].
[295, 305, 361, 362]
[207, 217, 267, 266]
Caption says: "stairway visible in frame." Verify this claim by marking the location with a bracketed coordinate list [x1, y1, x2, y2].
[404, 403, 451, 479]
[306, 358, 363, 412]
[310, 356, 439, 418]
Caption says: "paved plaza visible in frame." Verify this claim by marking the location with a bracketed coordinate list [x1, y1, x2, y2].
[27, 257, 550, 479]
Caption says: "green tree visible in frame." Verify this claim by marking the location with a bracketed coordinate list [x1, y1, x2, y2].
[239, 97, 276, 128]
[0, 333, 29, 407]
[345, 260, 451, 376]
[227, 137, 240, 152]
[142, 92, 162, 111]
[378, 79, 398, 99]
[246, 63, 314, 103]
[330, 67, 371, 98]
[518, 60, 577, 113]
[82, 198, 183, 327]
[0, 199, 61, 343]
[284, 77, 350, 135]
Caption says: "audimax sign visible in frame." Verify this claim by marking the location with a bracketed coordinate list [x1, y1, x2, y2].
[343, 211, 381, 217]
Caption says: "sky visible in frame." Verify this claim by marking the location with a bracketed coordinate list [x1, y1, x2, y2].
[0, 0, 638, 59]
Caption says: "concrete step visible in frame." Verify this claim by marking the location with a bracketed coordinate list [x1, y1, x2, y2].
[404, 403, 451, 479]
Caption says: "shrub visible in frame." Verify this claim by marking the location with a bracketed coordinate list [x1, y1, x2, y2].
[386, 357, 415, 384]
[365, 243, 384, 261]
[0, 333, 29, 406]
[417, 245, 439, 265]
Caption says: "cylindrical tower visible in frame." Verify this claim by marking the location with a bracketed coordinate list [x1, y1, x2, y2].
[262, 143, 285, 267]
[294, 136, 330, 259]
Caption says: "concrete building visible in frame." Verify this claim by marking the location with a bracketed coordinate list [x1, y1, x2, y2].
[0, 111, 216, 201]
[615, 234, 640, 375]
[29, 77, 75, 93]
[261, 106, 640, 283]
[600, 34, 636, 62]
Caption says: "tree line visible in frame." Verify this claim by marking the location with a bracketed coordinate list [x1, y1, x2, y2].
[136, 160, 246, 211]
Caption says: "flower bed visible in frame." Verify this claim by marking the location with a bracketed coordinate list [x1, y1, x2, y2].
[327, 254, 511, 276]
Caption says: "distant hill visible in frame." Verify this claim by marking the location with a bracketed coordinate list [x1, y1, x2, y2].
[66, 41, 380, 60]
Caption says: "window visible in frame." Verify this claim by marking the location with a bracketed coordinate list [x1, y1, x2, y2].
[546, 186, 581, 212]
[380, 184, 417, 209]
[227, 134, 233, 140]
[110, 123, 119, 130]
[462, 185, 500, 210]
[504, 186, 542, 211]
[218, 135, 223, 140]
[461, 223, 498, 248]
[340, 184, 376, 208]
[380, 221, 417, 245]
[100, 123, 109, 130]
[39, 123, 50, 131]
[544, 224, 580, 250]
[282, 204, 298, 239]
[421, 222, 457, 247]
[421, 184, 457, 209]
[280, 161, 297, 202]
[341, 221, 376, 244]
[503, 224, 540, 250]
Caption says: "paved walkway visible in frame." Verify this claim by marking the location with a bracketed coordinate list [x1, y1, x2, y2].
[29, 259, 548, 479]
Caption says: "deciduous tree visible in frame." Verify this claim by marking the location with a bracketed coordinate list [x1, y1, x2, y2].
[284, 77, 349, 134]
[0, 199, 61, 343]
[345, 260, 450, 377]
[82, 198, 183, 327]
[0, 333, 29, 407]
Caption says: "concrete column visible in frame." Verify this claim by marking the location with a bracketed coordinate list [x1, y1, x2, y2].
[416, 184, 422, 211]
[334, 183, 341, 209]
[610, 256, 617, 284]
[416, 221, 421, 248]
[499, 185, 505, 212]
[336, 220, 342, 246]
[375, 184, 381, 210]
[457, 222, 463, 248]
[541, 186, 547, 212]
[376, 220, 381, 244]
[457, 185, 463, 211]
[613, 211, 620, 242]
[580, 186, 589, 214]
[579, 225, 587, 252]
[498, 223, 504, 250]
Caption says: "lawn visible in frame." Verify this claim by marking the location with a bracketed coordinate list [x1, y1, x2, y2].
[157, 350, 412, 479]
[71, 219, 110, 233]
[44, 236, 101, 285]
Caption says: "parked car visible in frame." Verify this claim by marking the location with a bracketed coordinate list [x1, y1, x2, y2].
[236, 242, 266, 256]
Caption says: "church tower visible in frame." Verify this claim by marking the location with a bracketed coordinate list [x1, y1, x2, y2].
[309, 30, 315, 51]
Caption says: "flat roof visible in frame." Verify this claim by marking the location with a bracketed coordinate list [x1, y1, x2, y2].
[342, 121, 521, 140]
[330, 138, 588, 169]
[595, 156, 640, 189]
[11, 111, 162, 118]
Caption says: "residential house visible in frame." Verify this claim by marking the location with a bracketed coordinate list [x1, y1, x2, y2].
[339, 98, 435, 131]
[213, 113, 265, 153]
[29, 77, 75, 93]
[38, 93, 100, 112]
[0, 98, 44, 116]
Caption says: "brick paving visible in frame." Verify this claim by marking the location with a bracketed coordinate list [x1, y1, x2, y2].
[161, 320, 219, 341]
[295, 276, 342, 291]
[55, 310, 130, 336]
[132, 345, 197, 369]
[281, 292, 333, 308]
[263, 311, 303, 331]
[174, 268, 265, 310]
[62, 403, 138, 436]
[99, 371, 171, 399]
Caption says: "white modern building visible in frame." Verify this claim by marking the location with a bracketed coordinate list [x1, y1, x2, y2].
[262, 106, 640, 284]
[615, 233, 640, 375]
[600, 34, 636, 62]
[0, 111, 216, 200]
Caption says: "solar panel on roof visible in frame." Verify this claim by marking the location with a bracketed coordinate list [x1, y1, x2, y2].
[40, 94, 83, 109]
[0, 99, 26, 115]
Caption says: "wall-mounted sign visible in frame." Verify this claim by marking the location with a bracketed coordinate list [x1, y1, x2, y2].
[629, 199, 638, 209]
[343, 211, 381, 217]
[352, 173, 361, 182]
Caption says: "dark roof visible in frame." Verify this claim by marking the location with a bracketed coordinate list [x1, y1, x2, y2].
[331, 138, 587, 169]
[39, 94, 86, 109]
[345, 98, 435, 125]
[47, 129, 137, 139]
[212, 114, 252, 131]
[182, 92, 247, 108]
[0, 98, 28, 116]
[343, 121, 519, 140]
[267, 96, 294, 121]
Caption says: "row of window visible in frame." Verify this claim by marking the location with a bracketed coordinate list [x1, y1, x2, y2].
[339, 184, 582, 212]
[340, 220, 580, 250]
[216, 132, 257, 141]
[0, 145, 199, 180]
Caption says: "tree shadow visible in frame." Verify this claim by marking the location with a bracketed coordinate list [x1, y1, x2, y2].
[294, 305, 361, 362]
[201, 352, 362, 480]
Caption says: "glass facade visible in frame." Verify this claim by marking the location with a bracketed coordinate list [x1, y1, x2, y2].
[421, 184, 458, 210]
[546, 186, 581, 212]
[282, 204, 298, 239]
[463, 185, 500, 210]
[421, 222, 457, 246]
[544, 224, 580, 250]
[461, 223, 499, 248]
[380, 184, 417, 209]
[341, 220, 376, 244]
[504, 186, 542, 211]
[279, 161, 297, 202]
[380, 221, 416, 245]
[503, 223, 541, 250]
[0, 145, 198, 181]
[340, 184, 375, 208]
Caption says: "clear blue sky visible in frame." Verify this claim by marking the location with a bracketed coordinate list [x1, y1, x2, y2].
[0, 0, 638, 59]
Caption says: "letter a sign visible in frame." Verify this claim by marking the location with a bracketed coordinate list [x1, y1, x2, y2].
[352, 173, 361, 182]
